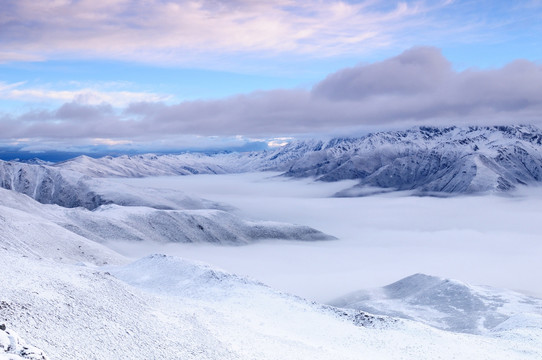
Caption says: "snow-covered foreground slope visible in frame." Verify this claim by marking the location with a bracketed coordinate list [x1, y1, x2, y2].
[55, 125, 542, 195]
[0, 172, 541, 358]
[0, 189, 126, 265]
[2, 246, 542, 360]
[330, 274, 542, 335]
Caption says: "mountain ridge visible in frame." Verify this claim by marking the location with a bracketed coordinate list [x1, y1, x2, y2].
[49, 125, 542, 195]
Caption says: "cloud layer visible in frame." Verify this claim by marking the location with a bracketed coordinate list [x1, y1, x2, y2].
[0, 82, 170, 107]
[0, 0, 450, 65]
[2, 47, 542, 148]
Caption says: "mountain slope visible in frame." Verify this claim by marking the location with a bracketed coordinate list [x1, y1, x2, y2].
[0, 160, 230, 210]
[0, 189, 126, 265]
[53, 125, 542, 195]
[0, 187, 334, 246]
[2, 247, 541, 360]
[0, 186, 540, 359]
[330, 273, 542, 334]
[0, 161, 108, 209]
[286, 125, 542, 195]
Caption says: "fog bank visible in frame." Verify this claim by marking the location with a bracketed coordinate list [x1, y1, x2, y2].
[109, 173, 542, 302]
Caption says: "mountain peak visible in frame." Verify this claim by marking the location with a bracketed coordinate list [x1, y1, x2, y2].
[36, 124, 542, 195]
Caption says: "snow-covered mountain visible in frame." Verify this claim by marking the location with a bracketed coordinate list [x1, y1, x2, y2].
[0, 160, 235, 210]
[287, 125, 542, 195]
[2, 127, 542, 359]
[54, 125, 542, 195]
[53, 140, 327, 178]
[0, 183, 333, 247]
[330, 273, 542, 335]
[0, 161, 108, 209]
[2, 246, 541, 359]
[1, 166, 541, 358]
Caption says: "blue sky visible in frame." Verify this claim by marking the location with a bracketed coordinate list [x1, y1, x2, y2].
[1, 0, 542, 158]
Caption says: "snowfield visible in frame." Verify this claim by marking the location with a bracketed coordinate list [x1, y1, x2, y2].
[2, 249, 542, 359]
[330, 273, 542, 334]
[1, 134, 542, 359]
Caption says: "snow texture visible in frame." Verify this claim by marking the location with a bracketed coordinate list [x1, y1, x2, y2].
[2, 246, 542, 360]
[0, 130, 541, 359]
[0, 165, 333, 245]
[0, 325, 48, 360]
[0, 182, 540, 359]
[330, 273, 542, 334]
[54, 125, 542, 195]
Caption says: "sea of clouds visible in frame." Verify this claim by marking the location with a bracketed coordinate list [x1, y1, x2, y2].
[108, 172, 542, 303]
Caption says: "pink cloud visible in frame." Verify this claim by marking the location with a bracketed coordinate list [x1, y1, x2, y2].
[1, 0, 446, 64]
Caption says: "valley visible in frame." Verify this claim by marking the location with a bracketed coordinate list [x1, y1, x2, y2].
[1, 126, 542, 359]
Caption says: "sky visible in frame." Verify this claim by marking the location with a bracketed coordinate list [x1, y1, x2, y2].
[1, 0, 542, 158]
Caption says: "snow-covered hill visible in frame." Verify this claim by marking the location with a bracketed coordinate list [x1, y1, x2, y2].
[2, 246, 541, 360]
[0, 161, 107, 209]
[1, 181, 541, 358]
[0, 186, 333, 246]
[0, 157, 336, 245]
[0, 189, 126, 265]
[53, 125, 542, 195]
[330, 273, 542, 334]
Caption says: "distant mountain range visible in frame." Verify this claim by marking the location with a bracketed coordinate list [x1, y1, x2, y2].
[2, 126, 542, 359]
[2, 125, 542, 203]
[51, 125, 542, 195]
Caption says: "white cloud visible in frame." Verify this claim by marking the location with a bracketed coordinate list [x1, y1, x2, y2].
[2, 47, 542, 143]
[0, 81, 171, 107]
[92, 138, 133, 146]
[0, 52, 44, 63]
[1, 0, 452, 65]
[268, 137, 294, 147]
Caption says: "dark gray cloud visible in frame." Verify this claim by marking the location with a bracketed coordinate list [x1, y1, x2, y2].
[2, 47, 542, 145]
[312, 47, 453, 100]
[56, 102, 114, 121]
[121, 47, 542, 134]
[312, 47, 542, 120]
